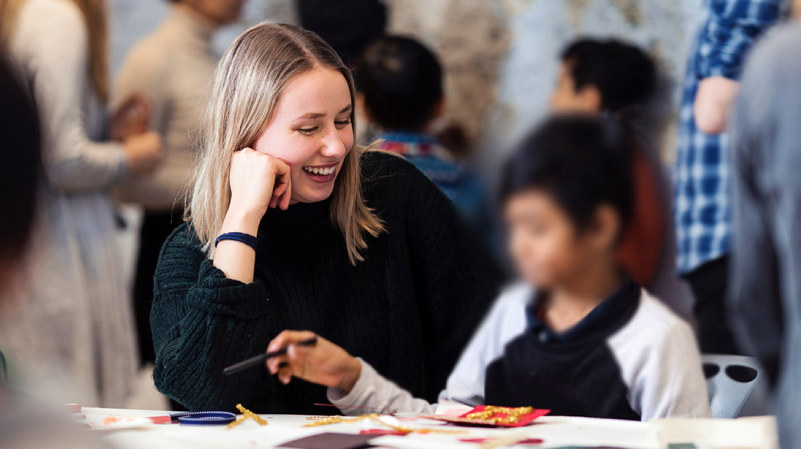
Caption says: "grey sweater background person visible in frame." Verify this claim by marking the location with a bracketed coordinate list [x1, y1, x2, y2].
[729, 23, 801, 449]
[113, 1, 243, 366]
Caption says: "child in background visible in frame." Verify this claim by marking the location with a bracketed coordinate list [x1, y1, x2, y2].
[357, 35, 489, 232]
[550, 38, 666, 288]
[265, 116, 711, 421]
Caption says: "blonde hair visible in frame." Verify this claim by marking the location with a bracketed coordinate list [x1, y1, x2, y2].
[186, 22, 384, 264]
[0, 0, 110, 102]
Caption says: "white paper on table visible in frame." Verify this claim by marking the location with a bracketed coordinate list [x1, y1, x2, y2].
[653, 416, 778, 449]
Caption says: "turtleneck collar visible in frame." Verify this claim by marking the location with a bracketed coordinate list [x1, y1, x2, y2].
[257, 198, 339, 251]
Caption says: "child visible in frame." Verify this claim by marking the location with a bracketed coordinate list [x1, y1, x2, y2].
[550, 38, 666, 288]
[266, 116, 711, 421]
[357, 35, 488, 231]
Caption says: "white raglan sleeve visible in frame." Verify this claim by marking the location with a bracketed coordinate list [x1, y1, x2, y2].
[636, 320, 711, 420]
[327, 283, 530, 416]
[327, 359, 436, 415]
[440, 283, 531, 406]
[611, 296, 712, 421]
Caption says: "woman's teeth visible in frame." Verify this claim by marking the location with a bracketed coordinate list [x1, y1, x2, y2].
[303, 166, 335, 176]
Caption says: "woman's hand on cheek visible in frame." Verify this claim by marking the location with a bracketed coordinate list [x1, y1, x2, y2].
[228, 147, 292, 223]
[266, 330, 362, 394]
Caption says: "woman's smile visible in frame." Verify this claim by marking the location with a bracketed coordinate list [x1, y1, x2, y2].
[301, 162, 339, 183]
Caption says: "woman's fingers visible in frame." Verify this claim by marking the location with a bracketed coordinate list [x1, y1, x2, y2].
[286, 344, 313, 380]
[271, 159, 292, 210]
[277, 364, 293, 384]
[270, 183, 288, 209]
[265, 330, 313, 372]
[265, 330, 289, 374]
[265, 330, 321, 381]
[267, 354, 286, 374]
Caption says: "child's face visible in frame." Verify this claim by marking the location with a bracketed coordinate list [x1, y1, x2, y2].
[549, 62, 602, 114]
[504, 190, 616, 289]
[253, 67, 354, 205]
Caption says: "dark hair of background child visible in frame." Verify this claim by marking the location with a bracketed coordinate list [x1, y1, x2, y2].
[356, 35, 443, 131]
[500, 115, 634, 235]
[561, 38, 657, 113]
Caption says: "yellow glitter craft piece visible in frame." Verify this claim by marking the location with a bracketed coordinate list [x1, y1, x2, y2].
[464, 406, 534, 425]
[303, 414, 374, 427]
[227, 403, 269, 429]
[304, 413, 465, 435]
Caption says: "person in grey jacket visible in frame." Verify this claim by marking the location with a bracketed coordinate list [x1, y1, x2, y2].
[729, 23, 801, 449]
[0, 0, 163, 407]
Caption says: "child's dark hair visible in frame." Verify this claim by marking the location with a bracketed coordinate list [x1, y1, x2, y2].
[356, 35, 443, 131]
[561, 38, 656, 113]
[500, 115, 634, 234]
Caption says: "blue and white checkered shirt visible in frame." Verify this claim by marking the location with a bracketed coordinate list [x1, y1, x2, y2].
[674, 0, 784, 274]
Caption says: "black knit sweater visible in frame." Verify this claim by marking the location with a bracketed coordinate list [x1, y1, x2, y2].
[151, 151, 504, 413]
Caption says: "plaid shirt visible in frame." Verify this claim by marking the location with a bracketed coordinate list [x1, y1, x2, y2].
[674, 0, 784, 274]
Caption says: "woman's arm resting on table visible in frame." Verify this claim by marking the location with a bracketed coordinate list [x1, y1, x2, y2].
[151, 226, 274, 411]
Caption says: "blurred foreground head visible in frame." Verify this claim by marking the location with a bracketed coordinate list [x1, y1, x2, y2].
[0, 55, 40, 296]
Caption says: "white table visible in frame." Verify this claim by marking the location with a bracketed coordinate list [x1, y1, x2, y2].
[81, 407, 778, 449]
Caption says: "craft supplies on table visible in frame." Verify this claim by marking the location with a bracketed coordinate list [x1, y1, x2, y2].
[73, 406, 777, 449]
[421, 405, 551, 427]
[228, 403, 269, 428]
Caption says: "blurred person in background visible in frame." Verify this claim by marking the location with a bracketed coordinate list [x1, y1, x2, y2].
[296, 0, 386, 67]
[0, 0, 163, 406]
[729, 23, 801, 449]
[114, 0, 245, 368]
[357, 35, 493, 238]
[0, 53, 109, 449]
[673, 0, 784, 355]
[549, 37, 665, 289]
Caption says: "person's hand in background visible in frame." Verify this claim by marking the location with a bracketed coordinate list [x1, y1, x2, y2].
[123, 131, 164, 176]
[694, 76, 740, 134]
[111, 93, 164, 176]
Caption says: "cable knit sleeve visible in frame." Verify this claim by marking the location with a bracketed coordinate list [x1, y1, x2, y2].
[151, 224, 274, 411]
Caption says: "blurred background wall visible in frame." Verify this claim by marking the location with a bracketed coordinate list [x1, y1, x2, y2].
[109, 0, 705, 173]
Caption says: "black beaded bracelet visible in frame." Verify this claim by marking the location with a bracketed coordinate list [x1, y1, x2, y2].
[215, 232, 259, 251]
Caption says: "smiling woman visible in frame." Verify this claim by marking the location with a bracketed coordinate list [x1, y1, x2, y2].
[151, 22, 504, 414]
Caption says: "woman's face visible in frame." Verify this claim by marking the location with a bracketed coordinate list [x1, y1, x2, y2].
[253, 67, 354, 205]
